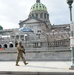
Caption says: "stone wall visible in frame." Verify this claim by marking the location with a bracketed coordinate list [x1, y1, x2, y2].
[0, 48, 71, 61]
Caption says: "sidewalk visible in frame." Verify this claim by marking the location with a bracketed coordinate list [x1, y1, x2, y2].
[0, 61, 74, 72]
[0, 61, 74, 75]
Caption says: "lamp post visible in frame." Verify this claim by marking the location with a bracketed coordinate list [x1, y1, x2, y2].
[67, 0, 73, 22]
[24, 34, 27, 46]
[70, 22, 74, 69]
[67, 0, 74, 69]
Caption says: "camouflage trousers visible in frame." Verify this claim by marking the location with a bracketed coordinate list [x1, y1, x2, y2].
[16, 51, 26, 65]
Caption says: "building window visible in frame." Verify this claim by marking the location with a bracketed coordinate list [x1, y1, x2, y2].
[35, 13, 38, 18]
[43, 6, 44, 8]
[4, 44, 8, 48]
[33, 42, 42, 48]
[16, 35, 19, 39]
[11, 36, 15, 39]
[44, 13, 46, 19]
[20, 35, 24, 40]
[0, 44, 2, 48]
[40, 6, 41, 8]
[9, 44, 13, 48]
[40, 13, 43, 18]
[32, 14, 34, 18]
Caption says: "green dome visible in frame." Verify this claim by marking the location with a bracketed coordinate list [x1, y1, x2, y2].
[30, 3, 47, 12]
[0, 25, 3, 30]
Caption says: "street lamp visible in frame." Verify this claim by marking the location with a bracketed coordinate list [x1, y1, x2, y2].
[70, 22, 74, 69]
[67, 0, 73, 22]
[24, 34, 28, 46]
[67, 0, 74, 69]
[24, 34, 27, 41]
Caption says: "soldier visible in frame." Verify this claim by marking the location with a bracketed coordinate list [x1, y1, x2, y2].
[16, 41, 28, 66]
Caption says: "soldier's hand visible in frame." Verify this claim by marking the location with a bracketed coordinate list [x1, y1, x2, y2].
[22, 50, 25, 54]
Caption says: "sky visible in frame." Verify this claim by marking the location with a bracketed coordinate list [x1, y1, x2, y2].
[0, 0, 74, 29]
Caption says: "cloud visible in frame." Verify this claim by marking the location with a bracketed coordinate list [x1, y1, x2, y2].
[43, 0, 72, 24]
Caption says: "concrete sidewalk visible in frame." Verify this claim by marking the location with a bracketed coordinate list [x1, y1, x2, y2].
[0, 61, 74, 72]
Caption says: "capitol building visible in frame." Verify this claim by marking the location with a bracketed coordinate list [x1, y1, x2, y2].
[0, 0, 70, 51]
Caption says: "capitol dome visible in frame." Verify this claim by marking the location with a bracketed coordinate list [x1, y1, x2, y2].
[30, 1, 47, 12]
[29, 0, 49, 21]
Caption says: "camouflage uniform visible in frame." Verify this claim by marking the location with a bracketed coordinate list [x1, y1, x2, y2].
[16, 41, 28, 66]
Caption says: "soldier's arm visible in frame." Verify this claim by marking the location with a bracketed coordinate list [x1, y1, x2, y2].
[21, 46, 26, 54]
[22, 46, 25, 51]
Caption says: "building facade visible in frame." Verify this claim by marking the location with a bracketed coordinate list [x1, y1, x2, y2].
[0, 0, 70, 50]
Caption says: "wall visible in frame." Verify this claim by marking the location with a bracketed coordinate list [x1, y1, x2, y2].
[0, 48, 71, 61]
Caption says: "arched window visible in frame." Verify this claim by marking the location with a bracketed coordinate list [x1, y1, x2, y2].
[4, 44, 8, 48]
[35, 13, 38, 18]
[0, 44, 2, 48]
[9, 44, 13, 48]
[16, 35, 19, 39]
[44, 13, 46, 19]
[32, 14, 34, 18]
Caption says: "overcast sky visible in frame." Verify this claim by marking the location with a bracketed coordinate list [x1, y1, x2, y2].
[0, 0, 74, 29]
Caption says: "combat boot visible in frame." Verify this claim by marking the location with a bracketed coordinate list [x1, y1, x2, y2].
[25, 62, 28, 65]
[16, 64, 20, 66]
